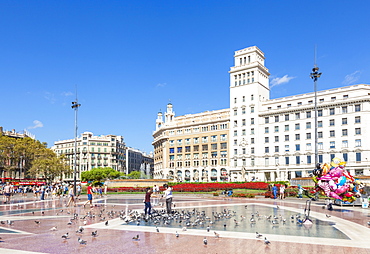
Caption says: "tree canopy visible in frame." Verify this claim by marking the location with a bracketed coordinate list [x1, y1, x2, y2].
[81, 167, 121, 182]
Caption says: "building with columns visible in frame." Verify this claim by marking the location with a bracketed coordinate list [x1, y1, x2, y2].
[153, 46, 370, 182]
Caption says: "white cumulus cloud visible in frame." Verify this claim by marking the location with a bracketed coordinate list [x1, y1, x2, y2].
[270, 75, 295, 89]
[28, 120, 44, 129]
[342, 70, 361, 86]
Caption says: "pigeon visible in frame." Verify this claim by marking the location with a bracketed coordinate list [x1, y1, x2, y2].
[105, 221, 109, 226]
[132, 234, 140, 241]
[203, 237, 207, 245]
[7, 220, 13, 225]
[67, 220, 72, 225]
[245, 205, 248, 209]
[206, 226, 210, 232]
[61, 233, 69, 239]
[91, 230, 98, 237]
[214, 231, 219, 238]
[175, 231, 179, 238]
[34, 221, 40, 225]
[50, 226, 57, 231]
[156, 226, 159, 232]
[182, 227, 187, 231]
[78, 237, 87, 245]
[256, 232, 262, 238]
[83, 220, 87, 225]
[264, 237, 271, 245]
[367, 221, 370, 226]
[76, 226, 84, 233]
[326, 214, 331, 218]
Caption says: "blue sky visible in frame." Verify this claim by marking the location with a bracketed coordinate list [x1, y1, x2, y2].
[1, 1, 370, 153]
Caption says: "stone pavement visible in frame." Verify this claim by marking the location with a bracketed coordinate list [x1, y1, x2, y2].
[0, 193, 369, 254]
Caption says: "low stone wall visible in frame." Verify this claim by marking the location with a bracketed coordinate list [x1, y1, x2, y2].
[290, 177, 315, 187]
[106, 179, 169, 188]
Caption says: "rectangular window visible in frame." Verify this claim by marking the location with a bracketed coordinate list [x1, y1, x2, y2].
[251, 118, 255, 125]
[295, 123, 300, 130]
[242, 129, 246, 136]
[306, 111, 311, 118]
[211, 143, 217, 150]
[285, 135, 289, 141]
[307, 155, 312, 164]
[318, 121, 323, 127]
[285, 157, 289, 165]
[285, 145, 289, 152]
[250, 107, 254, 113]
[242, 119, 246, 126]
[220, 143, 227, 149]
[342, 129, 348, 136]
[342, 140, 348, 148]
[355, 139, 361, 147]
[285, 125, 289, 131]
[306, 143, 312, 150]
[318, 110, 323, 117]
[355, 128, 361, 135]
[356, 152, 361, 162]
[251, 147, 255, 154]
[251, 128, 255, 135]
[185, 146, 191, 152]
[265, 157, 269, 167]
[330, 141, 335, 148]
[202, 145, 208, 151]
[295, 113, 300, 119]
[265, 147, 269, 153]
[306, 133, 311, 139]
[318, 132, 323, 138]
[343, 153, 348, 162]
[355, 104, 361, 112]
[234, 110, 237, 116]
[342, 106, 348, 114]
[265, 137, 269, 143]
[295, 134, 300, 140]
[251, 138, 255, 144]
[234, 130, 237, 136]
[274, 136, 279, 142]
[296, 156, 300, 165]
[202, 136, 208, 143]
[275, 116, 279, 122]
[355, 116, 361, 123]
[169, 148, 174, 154]
[275, 146, 279, 152]
[318, 142, 323, 150]
[177, 147, 182, 153]
[330, 130, 335, 137]
[285, 114, 289, 121]
[265, 127, 269, 133]
[342, 118, 347, 125]
[295, 144, 300, 151]
[329, 108, 335, 115]
[193, 138, 199, 144]
[319, 155, 323, 163]
[329, 119, 335, 126]
[306, 122, 311, 129]
[265, 117, 269, 124]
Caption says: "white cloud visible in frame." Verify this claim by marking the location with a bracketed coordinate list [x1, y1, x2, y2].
[28, 120, 44, 129]
[156, 83, 167, 88]
[44, 92, 56, 104]
[342, 70, 361, 86]
[270, 75, 295, 89]
[61, 91, 74, 96]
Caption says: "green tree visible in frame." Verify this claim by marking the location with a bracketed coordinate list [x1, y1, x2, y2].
[127, 171, 142, 179]
[28, 150, 71, 183]
[81, 167, 121, 182]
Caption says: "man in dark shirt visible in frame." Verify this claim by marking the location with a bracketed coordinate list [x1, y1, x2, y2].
[144, 187, 153, 217]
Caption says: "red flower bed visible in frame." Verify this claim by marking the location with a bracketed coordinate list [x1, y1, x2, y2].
[107, 182, 269, 193]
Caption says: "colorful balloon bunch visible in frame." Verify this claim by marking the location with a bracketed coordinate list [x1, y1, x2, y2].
[312, 157, 362, 203]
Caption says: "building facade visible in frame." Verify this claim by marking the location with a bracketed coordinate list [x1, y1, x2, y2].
[52, 132, 126, 180]
[153, 46, 370, 182]
[125, 147, 154, 177]
[152, 104, 230, 182]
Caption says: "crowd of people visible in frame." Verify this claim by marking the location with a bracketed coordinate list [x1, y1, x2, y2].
[0, 182, 109, 206]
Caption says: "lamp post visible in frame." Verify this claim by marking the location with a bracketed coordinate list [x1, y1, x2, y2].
[310, 62, 322, 167]
[71, 99, 81, 196]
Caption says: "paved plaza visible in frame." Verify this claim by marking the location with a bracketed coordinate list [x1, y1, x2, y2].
[0, 193, 369, 254]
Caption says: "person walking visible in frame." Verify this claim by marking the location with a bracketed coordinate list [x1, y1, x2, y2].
[3, 182, 13, 204]
[162, 184, 173, 214]
[272, 184, 278, 199]
[279, 184, 286, 199]
[83, 184, 94, 208]
[144, 187, 153, 217]
[297, 184, 303, 199]
[66, 185, 75, 207]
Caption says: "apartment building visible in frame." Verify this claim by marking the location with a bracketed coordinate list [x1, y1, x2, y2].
[153, 46, 370, 182]
[52, 132, 126, 180]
